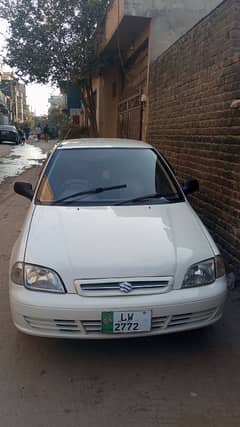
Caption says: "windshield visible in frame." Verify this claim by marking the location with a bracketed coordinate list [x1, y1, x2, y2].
[36, 148, 183, 206]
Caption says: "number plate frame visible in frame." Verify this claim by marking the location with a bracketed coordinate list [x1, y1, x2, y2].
[102, 310, 152, 334]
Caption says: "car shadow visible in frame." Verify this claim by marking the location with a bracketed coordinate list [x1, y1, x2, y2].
[0, 141, 17, 145]
[18, 320, 226, 363]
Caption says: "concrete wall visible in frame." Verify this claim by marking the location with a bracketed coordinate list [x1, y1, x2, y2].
[102, 0, 223, 59]
[125, 0, 221, 18]
[147, 0, 240, 281]
[100, 0, 125, 51]
[99, 0, 226, 139]
[124, 0, 223, 60]
[149, 0, 223, 60]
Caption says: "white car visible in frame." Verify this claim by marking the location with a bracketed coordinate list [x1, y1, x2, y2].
[10, 138, 227, 339]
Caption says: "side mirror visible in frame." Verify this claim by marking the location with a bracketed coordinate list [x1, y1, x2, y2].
[182, 179, 199, 195]
[14, 182, 34, 200]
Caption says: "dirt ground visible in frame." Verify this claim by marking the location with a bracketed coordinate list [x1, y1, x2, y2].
[0, 153, 240, 427]
[0, 144, 12, 157]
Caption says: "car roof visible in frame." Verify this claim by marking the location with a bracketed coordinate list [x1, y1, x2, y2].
[0, 125, 16, 130]
[57, 138, 152, 149]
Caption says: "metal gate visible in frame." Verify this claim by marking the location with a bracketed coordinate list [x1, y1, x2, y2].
[118, 92, 142, 140]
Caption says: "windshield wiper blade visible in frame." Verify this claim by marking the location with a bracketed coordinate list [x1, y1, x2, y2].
[114, 193, 179, 206]
[53, 184, 127, 205]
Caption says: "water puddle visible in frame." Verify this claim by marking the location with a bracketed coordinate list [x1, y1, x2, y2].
[0, 144, 46, 184]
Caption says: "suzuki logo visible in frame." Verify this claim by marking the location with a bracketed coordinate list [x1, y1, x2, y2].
[119, 282, 133, 294]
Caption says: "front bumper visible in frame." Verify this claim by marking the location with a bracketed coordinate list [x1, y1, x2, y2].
[9, 278, 227, 339]
[0, 135, 18, 143]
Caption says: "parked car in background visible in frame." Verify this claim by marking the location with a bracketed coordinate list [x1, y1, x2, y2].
[10, 138, 227, 339]
[0, 125, 20, 145]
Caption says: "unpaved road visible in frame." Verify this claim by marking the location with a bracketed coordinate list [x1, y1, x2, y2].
[0, 140, 55, 184]
[0, 141, 240, 427]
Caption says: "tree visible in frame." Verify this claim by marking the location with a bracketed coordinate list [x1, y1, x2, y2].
[0, 0, 109, 136]
[48, 108, 66, 129]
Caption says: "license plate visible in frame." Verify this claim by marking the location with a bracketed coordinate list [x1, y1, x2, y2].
[102, 310, 151, 334]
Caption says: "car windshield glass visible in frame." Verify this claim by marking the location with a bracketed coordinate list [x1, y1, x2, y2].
[53, 184, 127, 204]
[36, 147, 183, 206]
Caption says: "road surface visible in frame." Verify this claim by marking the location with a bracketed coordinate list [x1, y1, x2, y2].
[0, 140, 55, 184]
[0, 140, 239, 427]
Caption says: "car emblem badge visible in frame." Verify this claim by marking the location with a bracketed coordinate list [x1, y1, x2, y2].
[119, 282, 133, 294]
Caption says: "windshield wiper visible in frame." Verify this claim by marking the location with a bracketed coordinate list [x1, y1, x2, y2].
[114, 193, 179, 206]
[52, 184, 127, 205]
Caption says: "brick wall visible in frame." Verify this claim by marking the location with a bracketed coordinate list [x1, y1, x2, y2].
[147, 0, 240, 281]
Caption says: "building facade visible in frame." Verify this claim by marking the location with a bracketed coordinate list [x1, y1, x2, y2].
[0, 90, 9, 124]
[0, 72, 28, 124]
[48, 95, 64, 113]
[95, 0, 223, 139]
[0, 66, 10, 124]
[147, 0, 240, 282]
[59, 82, 84, 125]
[95, 0, 240, 282]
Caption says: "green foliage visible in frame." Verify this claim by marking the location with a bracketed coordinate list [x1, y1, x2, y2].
[48, 108, 67, 129]
[0, 0, 110, 135]
[0, 0, 109, 84]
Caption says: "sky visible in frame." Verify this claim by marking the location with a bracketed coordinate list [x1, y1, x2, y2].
[0, 20, 59, 115]
[26, 84, 59, 116]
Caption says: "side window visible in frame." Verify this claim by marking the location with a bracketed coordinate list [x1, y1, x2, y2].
[158, 151, 176, 175]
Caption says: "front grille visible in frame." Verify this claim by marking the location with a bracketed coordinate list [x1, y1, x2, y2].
[24, 316, 82, 333]
[82, 320, 101, 334]
[81, 281, 169, 291]
[75, 277, 173, 296]
[167, 307, 217, 328]
[81, 308, 217, 335]
[151, 316, 168, 330]
[24, 307, 218, 336]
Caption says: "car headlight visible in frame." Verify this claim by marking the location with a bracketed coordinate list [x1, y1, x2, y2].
[11, 262, 24, 285]
[11, 262, 65, 293]
[182, 256, 225, 288]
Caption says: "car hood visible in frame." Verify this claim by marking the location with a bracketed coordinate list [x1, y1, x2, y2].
[25, 203, 214, 292]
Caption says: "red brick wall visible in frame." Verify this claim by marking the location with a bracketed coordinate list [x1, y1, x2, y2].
[147, 0, 240, 281]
